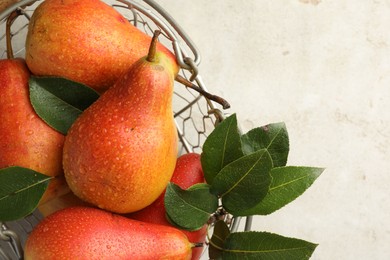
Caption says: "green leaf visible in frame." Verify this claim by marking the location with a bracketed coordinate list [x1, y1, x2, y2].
[209, 220, 230, 260]
[164, 183, 218, 231]
[241, 122, 289, 167]
[238, 166, 324, 216]
[210, 149, 273, 215]
[29, 76, 100, 134]
[0, 166, 52, 221]
[186, 183, 209, 191]
[201, 114, 243, 184]
[222, 231, 318, 259]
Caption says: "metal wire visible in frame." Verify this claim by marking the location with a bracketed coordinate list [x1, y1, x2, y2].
[1, 223, 23, 259]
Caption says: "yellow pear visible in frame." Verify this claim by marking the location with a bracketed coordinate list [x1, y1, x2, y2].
[25, 0, 178, 93]
[63, 32, 178, 213]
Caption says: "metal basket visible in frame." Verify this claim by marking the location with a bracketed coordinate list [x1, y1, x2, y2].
[0, 1, 237, 259]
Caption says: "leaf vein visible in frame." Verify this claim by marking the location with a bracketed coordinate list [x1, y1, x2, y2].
[0, 177, 51, 201]
[220, 152, 264, 197]
[225, 246, 312, 254]
[266, 127, 283, 150]
[269, 174, 310, 191]
[220, 118, 234, 170]
[171, 186, 210, 215]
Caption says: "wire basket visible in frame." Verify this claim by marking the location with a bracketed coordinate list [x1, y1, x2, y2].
[0, 1, 234, 259]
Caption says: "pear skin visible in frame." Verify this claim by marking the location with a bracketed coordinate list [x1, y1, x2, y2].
[63, 34, 178, 213]
[24, 206, 192, 260]
[0, 58, 66, 204]
[129, 153, 207, 260]
[25, 0, 178, 93]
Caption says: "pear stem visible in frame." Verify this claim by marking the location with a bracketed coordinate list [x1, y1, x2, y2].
[191, 242, 204, 248]
[147, 30, 161, 62]
[147, 30, 230, 109]
[175, 75, 231, 109]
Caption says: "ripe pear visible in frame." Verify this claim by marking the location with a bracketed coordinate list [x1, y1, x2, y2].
[129, 153, 207, 260]
[25, 0, 178, 93]
[0, 58, 67, 204]
[24, 206, 193, 260]
[63, 32, 178, 214]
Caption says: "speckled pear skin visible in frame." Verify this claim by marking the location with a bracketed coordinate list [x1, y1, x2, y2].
[25, 0, 178, 93]
[0, 59, 66, 204]
[24, 207, 192, 260]
[62, 51, 178, 214]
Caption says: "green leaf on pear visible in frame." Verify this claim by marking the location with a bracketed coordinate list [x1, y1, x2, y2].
[241, 122, 289, 167]
[0, 166, 52, 222]
[209, 220, 231, 260]
[164, 183, 218, 231]
[29, 76, 100, 134]
[201, 114, 244, 184]
[210, 149, 273, 215]
[221, 231, 318, 259]
[238, 166, 324, 216]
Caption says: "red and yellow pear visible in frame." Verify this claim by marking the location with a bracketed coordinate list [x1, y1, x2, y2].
[62, 31, 178, 213]
[0, 58, 66, 204]
[24, 206, 193, 260]
[25, 0, 178, 93]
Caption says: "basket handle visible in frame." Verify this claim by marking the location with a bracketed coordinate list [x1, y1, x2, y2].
[143, 0, 201, 68]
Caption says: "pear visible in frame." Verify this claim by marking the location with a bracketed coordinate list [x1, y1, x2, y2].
[129, 153, 207, 260]
[0, 58, 67, 204]
[24, 206, 193, 260]
[62, 31, 178, 214]
[25, 0, 178, 93]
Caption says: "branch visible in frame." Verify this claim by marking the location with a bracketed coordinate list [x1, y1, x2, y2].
[175, 75, 230, 109]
